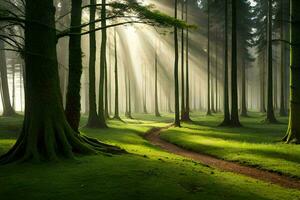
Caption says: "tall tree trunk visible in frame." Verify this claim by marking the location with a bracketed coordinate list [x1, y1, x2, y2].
[155, 50, 161, 117]
[127, 73, 132, 119]
[260, 52, 267, 112]
[206, 0, 212, 116]
[283, 0, 300, 143]
[220, 0, 231, 126]
[280, 0, 287, 116]
[182, 0, 191, 121]
[86, 0, 103, 128]
[19, 63, 23, 112]
[266, 0, 278, 123]
[0, 40, 16, 116]
[143, 64, 148, 114]
[180, 0, 185, 118]
[12, 60, 15, 109]
[104, 59, 109, 119]
[98, 0, 108, 128]
[113, 29, 121, 120]
[65, 0, 83, 132]
[215, 31, 218, 113]
[241, 60, 248, 116]
[230, 0, 241, 126]
[0, 0, 122, 164]
[174, 0, 181, 127]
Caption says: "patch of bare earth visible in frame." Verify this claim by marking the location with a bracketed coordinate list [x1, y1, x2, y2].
[144, 126, 300, 190]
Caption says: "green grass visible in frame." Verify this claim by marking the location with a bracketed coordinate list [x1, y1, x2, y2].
[0, 114, 299, 200]
[160, 112, 300, 179]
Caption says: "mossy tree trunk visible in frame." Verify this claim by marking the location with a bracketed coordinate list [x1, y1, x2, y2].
[0, 39, 16, 117]
[86, 0, 103, 128]
[230, 0, 241, 127]
[65, 0, 83, 132]
[265, 0, 278, 123]
[98, 0, 108, 128]
[0, 0, 123, 164]
[174, 0, 181, 127]
[283, 0, 300, 143]
[220, 0, 231, 126]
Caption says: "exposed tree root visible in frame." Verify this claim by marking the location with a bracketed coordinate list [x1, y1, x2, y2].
[282, 129, 300, 144]
[0, 118, 125, 164]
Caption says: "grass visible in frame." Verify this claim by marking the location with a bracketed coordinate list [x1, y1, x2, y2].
[0, 114, 299, 200]
[160, 112, 300, 179]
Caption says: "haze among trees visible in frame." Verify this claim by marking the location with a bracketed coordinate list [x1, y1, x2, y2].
[0, 0, 299, 199]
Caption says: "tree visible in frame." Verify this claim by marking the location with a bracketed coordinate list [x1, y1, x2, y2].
[220, 0, 231, 126]
[240, 60, 248, 117]
[283, 0, 300, 143]
[154, 49, 161, 117]
[86, 0, 103, 128]
[265, 0, 278, 123]
[206, 0, 212, 116]
[174, 0, 181, 127]
[182, 0, 191, 121]
[125, 68, 133, 119]
[98, 0, 108, 128]
[279, 0, 287, 116]
[0, 0, 122, 164]
[143, 63, 148, 114]
[0, 39, 16, 117]
[65, 0, 84, 132]
[180, 0, 185, 119]
[113, 28, 121, 120]
[230, 0, 241, 126]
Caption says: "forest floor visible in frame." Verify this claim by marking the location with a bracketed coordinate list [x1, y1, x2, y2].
[0, 113, 299, 200]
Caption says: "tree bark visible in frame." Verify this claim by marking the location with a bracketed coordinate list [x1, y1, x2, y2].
[230, 0, 242, 127]
[98, 0, 108, 128]
[182, 0, 191, 121]
[280, 0, 287, 116]
[143, 64, 148, 114]
[260, 52, 266, 113]
[283, 0, 300, 143]
[154, 49, 161, 117]
[86, 0, 103, 128]
[174, 0, 181, 127]
[113, 28, 121, 120]
[265, 0, 278, 123]
[180, 0, 185, 118]
[65, 0, 83, 132]
[220, 0, 231, 126]
[0, 39, 16, 117]
[206, 0, 212, 116]
[0, 0, 123, 164]
[241, 60, 248, 117]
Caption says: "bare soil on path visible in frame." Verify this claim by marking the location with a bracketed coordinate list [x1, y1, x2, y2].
[144, 126, 300, 190]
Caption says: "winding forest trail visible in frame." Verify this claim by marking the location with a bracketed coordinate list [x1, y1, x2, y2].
[144, 125, 300, 190]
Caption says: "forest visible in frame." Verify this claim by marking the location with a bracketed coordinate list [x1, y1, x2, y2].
[0, 0, 299, 199]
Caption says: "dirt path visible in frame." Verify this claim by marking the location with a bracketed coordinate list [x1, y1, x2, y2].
[144, 126, 300, 190]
